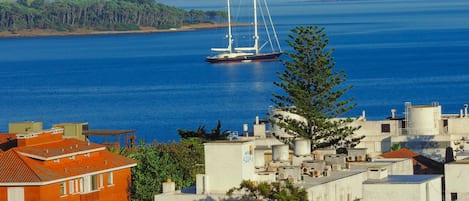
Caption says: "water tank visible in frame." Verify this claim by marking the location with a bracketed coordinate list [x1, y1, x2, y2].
[272, 144, 289, 162]
[407, 105, 441, 135]
[270, 109, 306, 138]
[294, 139, 311, 156]
[254, 149, 266, 168]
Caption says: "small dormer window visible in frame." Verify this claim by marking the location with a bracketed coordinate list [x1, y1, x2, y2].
[54, 159, 60, 163]
[84, 153, 90, 157]
[70, 155, 75, 160]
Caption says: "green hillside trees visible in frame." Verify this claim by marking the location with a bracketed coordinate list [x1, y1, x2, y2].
[0, 0, 226, 32]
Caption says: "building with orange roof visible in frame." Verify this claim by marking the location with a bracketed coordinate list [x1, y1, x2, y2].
[379, 148, 443, 174]
[0, 127, 137, 201]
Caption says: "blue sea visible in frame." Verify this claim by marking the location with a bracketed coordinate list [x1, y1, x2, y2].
[1, 0, 468, 142]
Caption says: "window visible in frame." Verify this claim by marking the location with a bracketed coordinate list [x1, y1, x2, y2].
[451, 192, 458, 201]
[60, 182, 66, 196]
[69, 180, 75, 194]
[107, 172, 114, 186]
[381, 124, 391, 133]
[8, 187, 24, 201]
[91, 175, 98, 191]
[99, 174, 103, 188]
[80, 178, 84, 193]
[75, 179, 80, 193]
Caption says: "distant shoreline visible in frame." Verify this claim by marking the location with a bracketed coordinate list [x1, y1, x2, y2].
[0, 23, 235, 38]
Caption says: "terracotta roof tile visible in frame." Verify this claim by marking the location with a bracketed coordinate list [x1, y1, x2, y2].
[380, 148, 443, 174]
[0, 139, 137, 184]
[379, 148, 418, 158]
[0, 150, 42, 183]
[16, 139, 104, 159]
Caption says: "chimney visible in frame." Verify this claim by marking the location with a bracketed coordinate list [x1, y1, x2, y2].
[243, 124, 248, 136]
[391, 109, 396, 119]
[367, 167, 388, 180]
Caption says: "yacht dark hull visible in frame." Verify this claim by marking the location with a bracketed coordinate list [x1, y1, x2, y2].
[206, 52, 282, 64]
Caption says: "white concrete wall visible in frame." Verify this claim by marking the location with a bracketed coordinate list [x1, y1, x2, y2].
[352, 119, 400, 136]
[426, 176, 442, 201]
[204, 141, 255, 194]
[445, 162, 469, 201]
[352, 119, 398, 155]
[447, 118, 469, 135]
[306, 172, 366, 201]
[363, 183, 425, 201]
[347, 108, 469, 159]
[253, 124, 266, 138]
[355, 135, 391, 155]
[270, 109, 306, 138]
[407, 105, 441, 135]
[363, 175, 442, 201]
[252, 138, 284, 148]
[372, 158, 413, 175]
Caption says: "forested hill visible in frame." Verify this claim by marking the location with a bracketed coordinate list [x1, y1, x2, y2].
[0, 0, 227, 33]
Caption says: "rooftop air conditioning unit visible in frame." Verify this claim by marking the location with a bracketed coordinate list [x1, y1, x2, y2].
[302, 167, 311, 176]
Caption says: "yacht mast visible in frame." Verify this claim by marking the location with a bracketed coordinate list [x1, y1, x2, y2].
[210, 0, 233, 53]
[253, 0, 259, 54]
[227, 0, 233, 53]
[234, 0, 259, 53]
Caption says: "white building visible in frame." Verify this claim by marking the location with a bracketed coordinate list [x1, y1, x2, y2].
[195, 132, 418, 201]
[202, 141, 256, 194]
[444, 160, 469, 201]
[362, 167, 442, 201]
[351, 102, 469, 162]
[302, 170, 366, 201]
[155, 113, 449, 201]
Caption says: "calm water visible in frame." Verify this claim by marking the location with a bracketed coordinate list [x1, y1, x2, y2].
[1, 0, 469, 142]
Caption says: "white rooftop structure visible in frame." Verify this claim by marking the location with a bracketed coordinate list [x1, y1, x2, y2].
[363, 173, 442, 201]
[444, 159, 469, 201]
[154, 110, 456, 201]
[352, 102, 469, 162]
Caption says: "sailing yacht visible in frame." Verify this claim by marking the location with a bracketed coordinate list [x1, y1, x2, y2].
[206, 0, 282, 63]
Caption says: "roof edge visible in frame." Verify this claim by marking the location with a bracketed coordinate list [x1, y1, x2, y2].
[0, 163, 137, 186]
[17, 147, 106, 161]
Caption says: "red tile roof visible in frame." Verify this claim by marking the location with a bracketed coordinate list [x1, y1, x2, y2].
[380, 148, 443, 174]
[0, 151, 42, 183]
[0, 139, 137, 184]
[380, 148, 418, 159]
[16, 139, 104, 160]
